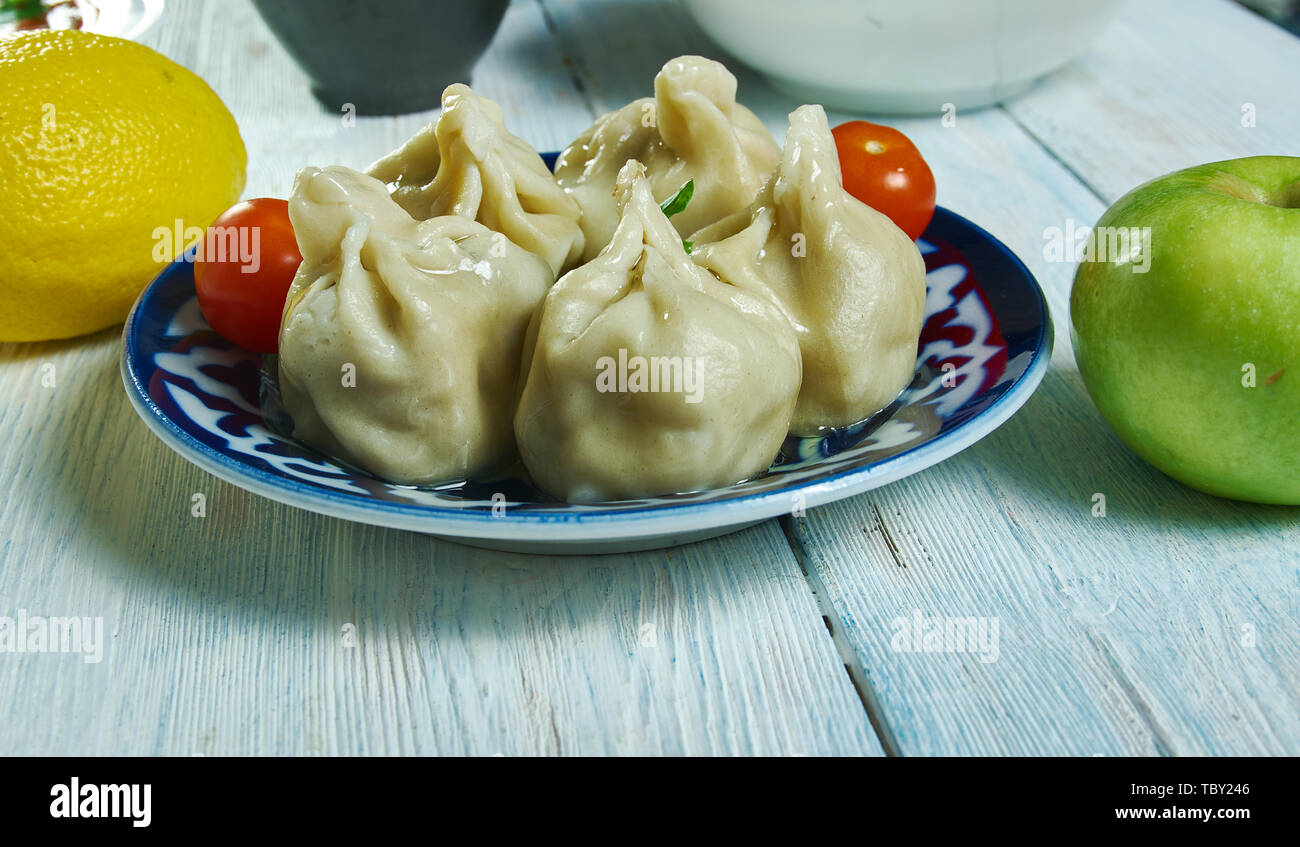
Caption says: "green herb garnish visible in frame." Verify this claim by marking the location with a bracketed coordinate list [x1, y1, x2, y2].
[658, 180, 696, 253]
[0, 0, 52, 27]
[659, 179, 694, 219]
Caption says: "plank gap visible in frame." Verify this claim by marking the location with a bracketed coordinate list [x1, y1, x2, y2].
[780, 515, 903, 757]
[870, 504, 906, 569]
[1085, 630, 1177, 757]
[998, 104, 1110, 207]
[535, 0, 600, 120]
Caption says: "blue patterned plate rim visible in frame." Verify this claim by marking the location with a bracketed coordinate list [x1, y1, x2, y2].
[121, 202, 1052, 541]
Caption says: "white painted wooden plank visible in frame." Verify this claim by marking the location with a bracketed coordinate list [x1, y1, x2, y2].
[0, 332, 880, 755]
[1005, 0, 1300, 202]
[0, 0, 881, 756]
[542, 0, 1300, 754]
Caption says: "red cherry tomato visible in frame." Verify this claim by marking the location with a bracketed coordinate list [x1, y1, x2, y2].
[194, 198, 302, 353]
[831, 120, 937, 241]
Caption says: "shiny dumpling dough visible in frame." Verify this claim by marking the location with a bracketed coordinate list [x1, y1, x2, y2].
[689, 104, 927, 434]
[367, 83, 583, 275]
[278, 165, 553, 485]
[515, 160, 802, 503]
[554, 55, 781, 262]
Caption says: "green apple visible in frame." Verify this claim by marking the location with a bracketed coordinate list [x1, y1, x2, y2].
[1070, 156, 1300, 504]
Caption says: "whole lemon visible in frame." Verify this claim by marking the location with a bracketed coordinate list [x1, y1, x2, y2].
[0, 30, 246, 341]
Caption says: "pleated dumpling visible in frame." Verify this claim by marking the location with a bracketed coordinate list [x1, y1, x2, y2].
[554, 55, 781, 262]
[367, 83, 584, 275]
[690, 105, 927, 434]
[278, 165, 553, 485]
[515, 160, 802, 503]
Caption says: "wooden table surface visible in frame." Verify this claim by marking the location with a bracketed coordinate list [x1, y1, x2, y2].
[1, 0, 1297, 756]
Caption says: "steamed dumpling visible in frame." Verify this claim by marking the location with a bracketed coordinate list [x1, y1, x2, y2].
[278, 165, 553, 485]
[690, 105, 926, 434]
[367, 83, 584, 275]
[515, 160, 802, 503]
[555, 55, 781, 261]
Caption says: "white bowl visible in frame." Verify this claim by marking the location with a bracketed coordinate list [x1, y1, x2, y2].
[681, 0, 1123, 114]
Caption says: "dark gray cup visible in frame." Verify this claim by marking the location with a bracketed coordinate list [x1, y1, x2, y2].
[252, 0, 511, 115]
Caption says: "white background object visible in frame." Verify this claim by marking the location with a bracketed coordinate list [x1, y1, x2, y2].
[682, 0, 1125, 113]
